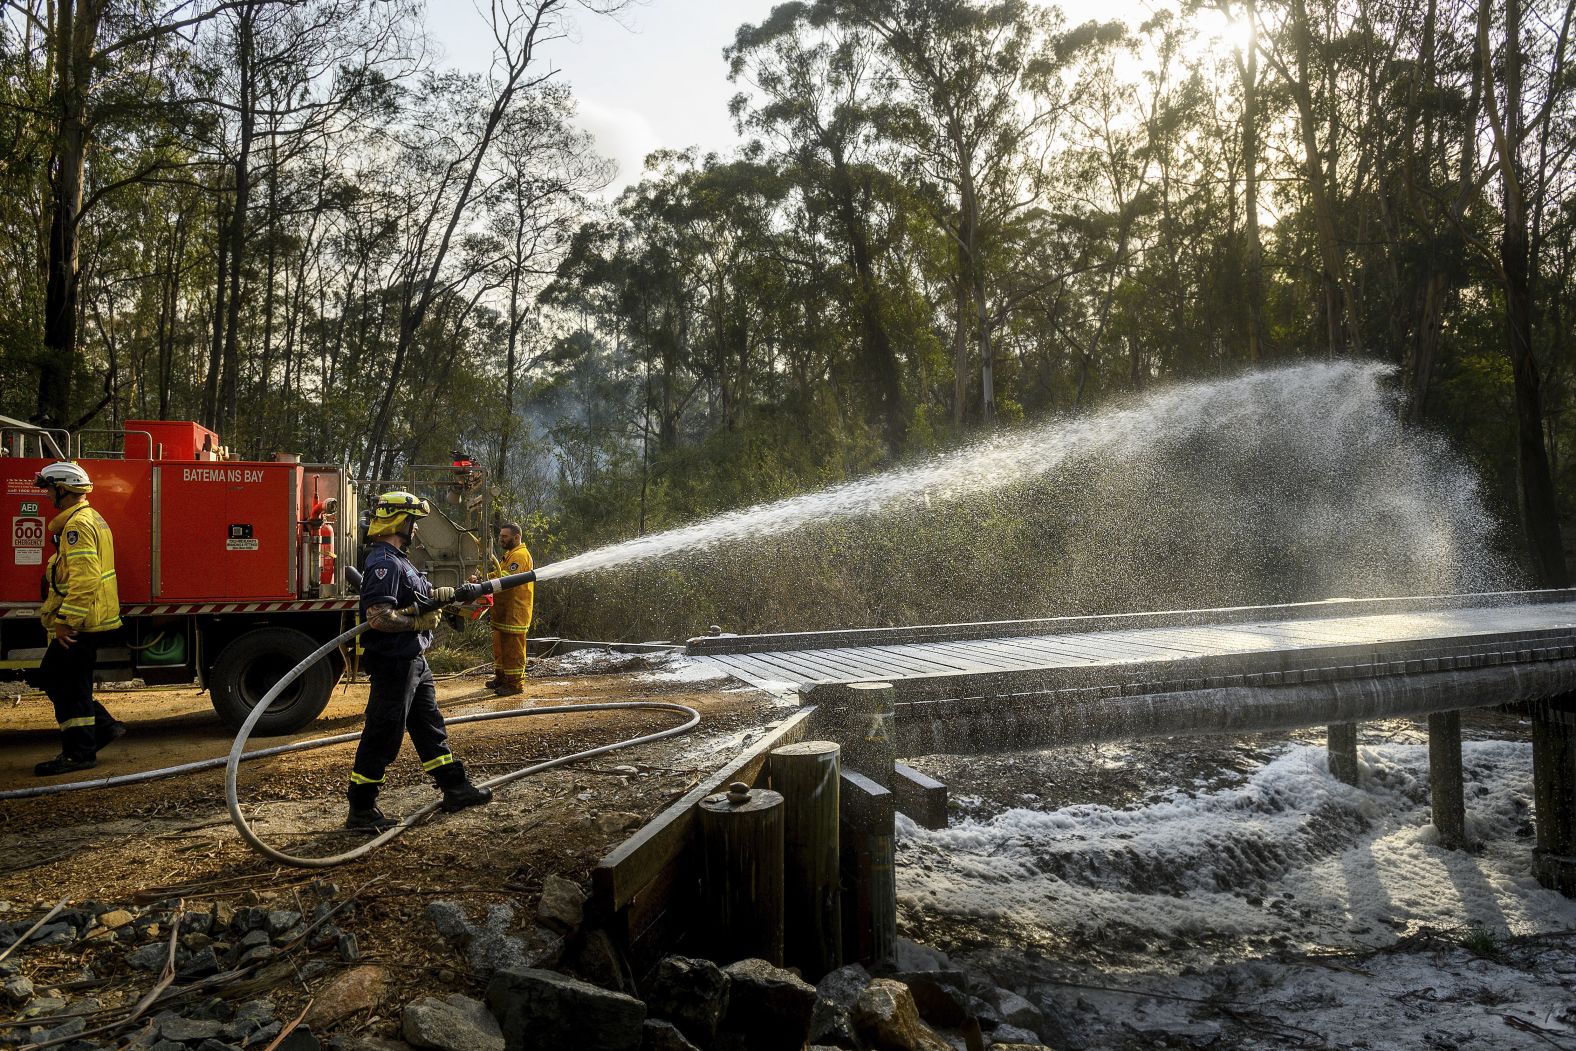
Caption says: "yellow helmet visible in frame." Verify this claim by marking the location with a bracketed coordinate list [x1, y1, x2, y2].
[367, 490, 431, 538]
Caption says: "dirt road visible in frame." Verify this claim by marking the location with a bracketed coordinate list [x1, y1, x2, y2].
[0, 658, 780, 1015]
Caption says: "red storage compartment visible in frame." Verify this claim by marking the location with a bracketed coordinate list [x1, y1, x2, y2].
[154, 462, 300, 601]
[2, 457, 153, 605]
[124, 419, 220, 462]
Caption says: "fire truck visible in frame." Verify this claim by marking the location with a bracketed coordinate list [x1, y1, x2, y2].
[1, 417, 488, 734]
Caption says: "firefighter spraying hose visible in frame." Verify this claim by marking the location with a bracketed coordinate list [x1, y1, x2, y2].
[223, 563, 700, 868]
[0, 563, 702, 869]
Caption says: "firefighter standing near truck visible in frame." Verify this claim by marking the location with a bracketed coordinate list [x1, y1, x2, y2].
[33, 462, 126, 776]
[484, 522, 533, 697]
[348, 491, 492, 831]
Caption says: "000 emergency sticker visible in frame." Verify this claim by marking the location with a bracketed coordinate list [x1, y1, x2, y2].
[11, 515, 45, 548]
[226, 538, 260, 551]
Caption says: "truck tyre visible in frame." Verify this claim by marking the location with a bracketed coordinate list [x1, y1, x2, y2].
[211, 627, 338, 735]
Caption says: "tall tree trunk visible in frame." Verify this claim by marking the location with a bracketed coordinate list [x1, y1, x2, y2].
[38, 0, 100, 425]
[1236, 0, 1266, 362]
[952, 271, 968, 430]
[1481, 0, 1567, 586]
[497, 257, 524, 496]
[1286, 0, 1353, 355]
[830, 149, 904, 455]
[219, 5, 256, 439]
[960, 162, 993, 423]
[203, 186, 231, 429]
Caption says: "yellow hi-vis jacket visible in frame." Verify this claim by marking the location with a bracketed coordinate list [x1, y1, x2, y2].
[40, 500, 122, 634]
[491, 543, 534, 635]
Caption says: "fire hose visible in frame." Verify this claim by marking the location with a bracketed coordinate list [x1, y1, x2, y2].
[3, 569, 702, 870]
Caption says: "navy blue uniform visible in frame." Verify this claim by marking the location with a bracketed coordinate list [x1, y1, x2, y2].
[350, 541, 463, 803]
[359, 542, 434, 658]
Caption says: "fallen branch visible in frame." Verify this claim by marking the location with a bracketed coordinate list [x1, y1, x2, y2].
[0, 899, 68, 967]
[16, 874, 383, 1043]
[20, 901, 184, 1051]
[261, 1000, 312, 1051]
[1501, 1013, 1576, 1050]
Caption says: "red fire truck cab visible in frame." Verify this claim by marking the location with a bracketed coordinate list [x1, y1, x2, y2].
[1, 419, 400, 734]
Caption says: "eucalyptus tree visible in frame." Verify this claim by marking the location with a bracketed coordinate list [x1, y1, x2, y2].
[728, 3, 911, 454]
[355, 0, 631, 482]
[187, 0, 418, 438]
[483, 84, 612, 495]
[808, 0, 1112, 427]
[19, 0, 306, 428]
[1471, 0, 1574, 586]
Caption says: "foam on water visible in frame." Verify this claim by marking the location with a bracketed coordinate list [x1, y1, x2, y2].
[900, 741, 1576, 963]
[533, 361, 1511, 601]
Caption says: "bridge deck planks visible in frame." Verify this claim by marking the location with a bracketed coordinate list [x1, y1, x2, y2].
[692, 600, 1576, 690]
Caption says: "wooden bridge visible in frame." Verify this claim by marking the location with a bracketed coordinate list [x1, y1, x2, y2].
[685, 589, 1576, 894]
[587, 591, 1576, 981]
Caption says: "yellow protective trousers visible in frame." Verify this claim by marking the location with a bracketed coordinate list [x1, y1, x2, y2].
[492, 626, 528, 688]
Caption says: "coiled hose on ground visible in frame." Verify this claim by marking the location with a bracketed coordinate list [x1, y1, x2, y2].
[3, 569, 701, 869]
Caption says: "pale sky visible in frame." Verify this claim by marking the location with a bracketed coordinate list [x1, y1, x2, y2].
[424, 0, 1155, 193]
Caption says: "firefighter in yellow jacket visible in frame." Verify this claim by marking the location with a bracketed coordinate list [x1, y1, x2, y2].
[484, 522, 534, 697]
[33, 462, 126, 776]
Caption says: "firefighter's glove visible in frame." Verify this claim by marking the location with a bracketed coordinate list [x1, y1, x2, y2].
[430, 586, 457, 605]
[412, 609, 443, 631]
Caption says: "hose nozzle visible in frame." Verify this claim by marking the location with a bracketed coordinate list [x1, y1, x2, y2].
[457, 569, 536, 603]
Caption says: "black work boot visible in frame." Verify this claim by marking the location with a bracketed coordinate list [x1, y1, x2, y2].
[440, 781, 493, 812]
[34, 754, 96, 777]
[345, 806, 397, 833]
[435, 763, 492, 812]
[345, 780, 394, 832]
[483, 676, 502, 689]
[95, 721, 128, 749]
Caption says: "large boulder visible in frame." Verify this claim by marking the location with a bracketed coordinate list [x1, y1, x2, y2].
[641, 1019, 701, 1051]
[486, 967, 645, 1051]
[851, 978, 952, 1051]
[719, 959, 817, 1051]
[423, 901, 561, 978]
[536, 877, 585, 935]
[994, 991, 1043, 1036]
[892, 971, 971, 1029]
[304, 965, 391, 1029]
[891, 938, 952, 973]
[809, 964, 871, 1048]
[563, 929, 634, 994]
[645, 955, 729, 1049]
[401, 993, 504, 1051]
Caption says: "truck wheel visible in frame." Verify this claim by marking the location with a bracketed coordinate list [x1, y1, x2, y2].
[211, 628, 338, 735]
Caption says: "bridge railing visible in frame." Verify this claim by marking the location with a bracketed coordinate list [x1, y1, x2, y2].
[686, 588, 1576, 656]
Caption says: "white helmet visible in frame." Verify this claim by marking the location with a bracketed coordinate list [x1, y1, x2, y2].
[34, 461, 93, 494]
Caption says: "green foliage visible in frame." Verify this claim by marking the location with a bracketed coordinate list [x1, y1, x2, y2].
[1459, 925, 1504, 960]
[2, 0, 1574, 635]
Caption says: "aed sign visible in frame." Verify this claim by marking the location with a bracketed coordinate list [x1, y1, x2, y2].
[182, 467, 267, 483]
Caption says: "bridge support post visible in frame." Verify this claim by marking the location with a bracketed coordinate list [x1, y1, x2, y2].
[770, 741, 843, 980]
[1428, 710, 1466, 850]
[1327, 723, 1360, 785]
[832, 682, 898, 967]
[1532, 698, 1576, 896]
[699, 782, 786, 965]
